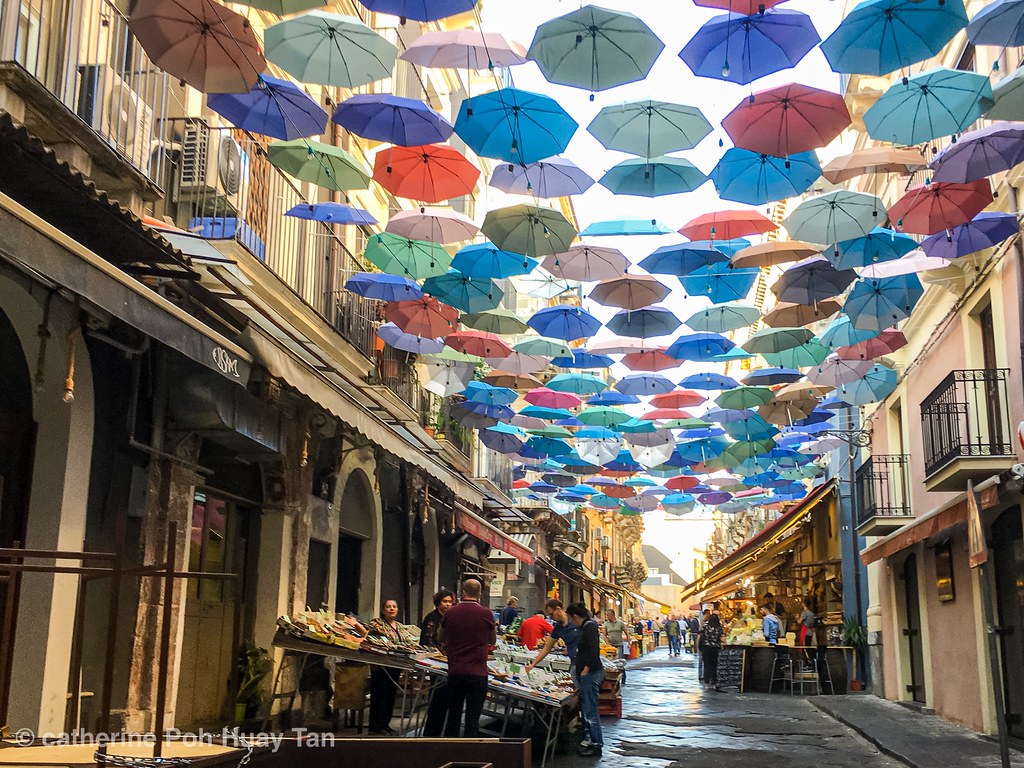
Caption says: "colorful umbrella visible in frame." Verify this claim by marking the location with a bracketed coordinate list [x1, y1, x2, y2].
[986, 65, 1024, 121]
[265, 12, 397, 88]
[345, 272, 422, 301]
[356, 0, 476, 22]
[694, 0, 788, 15]
[528, 5, 664, 92]
[667, 332, 736, 361]
[600, 156, 708, 197]
[452, 243, 535, 279]
[684, 302, 761, 333]
[480, 424, 526, 454]
[921, 212, 1018, 259]
[652, 390, 706, 408]
[827, 227, 918, 269]
[587, 100, 712, 156]
[621, 348, 679, 371]
[579, 218, 674, 236]
[514, 337, 573, 357]
[680, 209, 776, 241]
[762, 300, 841, 328]
[717, 386, 774, 409]
[489, 157, 595, 197]
[929, 122, 1024, 184]
[679, 263, 760, 304]
[542, 245, 628, 282]
[639, 242, 728, 276]
[333, 94, 453, 148]
[267, 140, 371, 191]
[363, 232, 450, 279]
[482, 204, 578, 258]
[446, 330, 512, 357]
[680, 372, 740, 391]
[710, 148, 821, 206]
[722, 83, 851, 156]
[422, 270, 503, 313]
[459, 309, 529, 335]
[129, 0, 264, 93]
[387, 296, 459, 337]
[821, 0, 968, 75]
[844, 274, 924, 331]
[386, 207, 478, 244]
[463, 380, 517, 406]
[888, 180, 993, 235]
[607, 308, 682, 338]
[454, 87, 578, 164]
[588, 389, 641, 405]
[837, 329, 908, 360]
[783, 190, 885, 244]
[864, 67, 992, 146]
[548, 373, 608, 395]
[208, 75, 327, 140]
[835, 363, 898, 405]
[399, 29, 528, 69]
[377, 322, 444, 354]
[771, 257, 857, 304]
[731, 240, 821, 269]
[525, 387, 581, 409]
[527, 306, 601, 341]
[820, 147, 927, 184]
[679, 9, 821, 85]
[373, 144, 479, 203]
[284, 203, 376, 225]
[590, 275, 670, 310]
[820, 316, 880, 349]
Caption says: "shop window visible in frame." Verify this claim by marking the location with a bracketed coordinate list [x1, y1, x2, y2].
[934, 540, 955, 602]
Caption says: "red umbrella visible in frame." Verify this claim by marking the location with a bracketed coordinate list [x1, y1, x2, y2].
[643, 408, 694, 421]
[622, 348, 678, 372]
[665, 475, 700, 491]
[525, 387, 582, 409]
[373, 144, 481, 203]
[722, 83, 851, 157]
[888, 180, 992, 235]
[600, 485, 637, 499]
[679, 209, 777, 241]
[694, 0, 787, 13]
[445, 330, 512, 358]
[837, 329, 908, 360]
[651, 390, 706, 408]
[386, 297, 459, 338]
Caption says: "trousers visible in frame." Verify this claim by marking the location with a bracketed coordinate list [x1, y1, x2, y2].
[444, 674, 489, 737]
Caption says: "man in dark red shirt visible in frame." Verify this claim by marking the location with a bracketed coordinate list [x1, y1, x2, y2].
[518, 610, 553, 650]
[437, 578, 496, 737]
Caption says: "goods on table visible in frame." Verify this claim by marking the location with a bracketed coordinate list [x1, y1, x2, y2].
[725, 614, 765, 646]
[276, 611, 426, 655]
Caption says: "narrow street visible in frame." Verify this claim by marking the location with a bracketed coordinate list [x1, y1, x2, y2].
[555, 648, 899, 768]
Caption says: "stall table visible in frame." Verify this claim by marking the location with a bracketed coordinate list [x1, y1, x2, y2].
[730, 644, 850, 694]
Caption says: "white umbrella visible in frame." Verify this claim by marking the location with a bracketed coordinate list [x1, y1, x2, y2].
[511, 268, 580, 299]
[416, 357, 476, 397]
[629, 440, 675, 468]
[385, 207, 479, 244]
[576, 436, 623, 465]
[586, 338, 649, 355]
[399, 29, 528, 69]
[541, 244, 628, 282]
[860, 250, 950, 278]
[483, 351, 548, 374]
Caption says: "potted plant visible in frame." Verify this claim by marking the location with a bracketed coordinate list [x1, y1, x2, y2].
[842, 615, 868, 691]
[235, 641, 272, 723]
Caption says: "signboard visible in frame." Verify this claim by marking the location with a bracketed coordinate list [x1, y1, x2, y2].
[967, 479, 989, 569]
[456, 510, 535, 565]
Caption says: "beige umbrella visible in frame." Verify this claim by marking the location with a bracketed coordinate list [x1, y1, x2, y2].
[482, 371, 543, 390]
[385, 208, 479, 244]
[731, 240, 821, 269]
[542, 244, 628, 281]
[589, 275, 670, 310]
[758, 398, 818, 426]
[773, 381, 833, 401]
[821, 147, 927, 184]
[762, 300, 842, 328]
[399, 29, 528, 69]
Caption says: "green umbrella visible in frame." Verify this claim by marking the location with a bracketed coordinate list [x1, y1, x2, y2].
[742, 327, 815, 354]
[986, 65, 1024, 121]
[684, 302, 761, 333]
[721, 438, 776, 466]
[267, 139, 370, 191]
[363, 232, 450, 279]
[265, 11, 397, 88]
[577, 406, 631, 427]
[599, 156, 708, 197]
[482, 204, 577, 258]
[460, 309, 529, 335]
[235, 0, 326, 16]
[662, 417, 712, 429]
[716, 386, 774, 410]
[547, 372, 607, 395]
[421, 347, 481, 363]
[588, 99, 712, 156]
[513, 337, 573, 357]
[784, 190, 885, 245]
[530, 425, 573, 438]
[762, 340, 830, 368]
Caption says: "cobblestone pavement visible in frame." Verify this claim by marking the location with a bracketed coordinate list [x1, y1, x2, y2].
[551, 647, 901, 768]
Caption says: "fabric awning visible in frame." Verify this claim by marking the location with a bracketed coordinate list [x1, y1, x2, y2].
[488, 533, 535, 562]
[587, 575, 628, 595]
[456, 504, 535, 565]
[632, 591, 672, 609]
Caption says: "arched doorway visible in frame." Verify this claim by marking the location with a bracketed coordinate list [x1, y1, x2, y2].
[992, 507, 1024, 738]
[0, 307, 34, 718]
[337, 469, 375, 617]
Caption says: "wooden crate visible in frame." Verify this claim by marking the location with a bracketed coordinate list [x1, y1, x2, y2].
[597, 697, 622, 718]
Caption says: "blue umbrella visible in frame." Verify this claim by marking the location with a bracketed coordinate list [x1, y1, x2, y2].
[605, 450, 643, 472]
[377, 322, 444, 354]
[679, 9, 821, 85]
[968, 0, 1024, 46]
[451, 243, 537, 278]
[723, 415, 778, 441]
[743, 367, 803, 385]
[615, 373, 676, 395]
[524, 436, 575, 457]
[828, 227, 917, 270]
[458, 401, 515, 420]
[527, 306, 602, 341]
[667, 332, 736, 361]
[922, 212, 1018, 258]
[579, 218, 674, 236]
[588, 390, 640, 406]
[356, 0, 475, 21]
[454, 87, 578, 164]
[820, 316, 881, 349]
[677, 436, 730, 462]
[463, 381, 518, 406]
[822, 0, 968, 75]
[527, 481, 560, 494]
[345, 272, 423, 301]
[552, 349, 615, 369]
[710, 148, 822, 205]
[599, 156, 708, 197]
[639, 242, 729, 276]
[688, 238, 750, 257]
[208, 75, 328, 141]
[618, 417, 657, 433]
[520, 405, 573, 420]
[836, 363, 898, 405]
[590, 493, 622, 509]
[489, 157, 595, 197]
[705, 407, 759, 424]
[606, 308, 682, 338]
[332, 94, 453, 146]
[285, 202, 376, 225]
[679, 263, 760, 303]
[844, 274, 924, 331]
[679, 372, 740, 390]
[422, 270, 503, 313]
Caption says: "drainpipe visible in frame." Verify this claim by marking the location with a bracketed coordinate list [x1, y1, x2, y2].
[1009, 185, 1024, 405]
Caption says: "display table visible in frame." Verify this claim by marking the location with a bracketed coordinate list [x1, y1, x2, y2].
[730, 644, 850, 694]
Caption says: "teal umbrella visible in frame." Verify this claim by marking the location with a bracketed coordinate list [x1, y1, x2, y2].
[762, 340, 830, 368]
[864, 67, 993, 146]
[528, 5, 664, 92]
[836, 363, 898, 405]
[986, 65, 1024, 121]
[422, 270, 503, 313]
[684, 301, 761, 332]
[588, 100, 712, 155]
[265, 11, 397, 88]
[547, 373, 608, 395]
[363, 232, 450, 279]
[599, 156, 708, 197]
[513, 338, 573, 357]
[482, 204, 578, 257]
[577, 406, 631, 427]
[784, 190, 885, 245]
[742, 327, 815, 354]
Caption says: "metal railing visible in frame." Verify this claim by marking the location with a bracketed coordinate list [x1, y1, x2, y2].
[921, 369, 1014, 478]
[856, 455, 911, 526]
[4, 0, 172, 182]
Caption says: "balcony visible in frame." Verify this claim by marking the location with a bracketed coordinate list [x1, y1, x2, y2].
[856, 455, 914, 536]
[921, 369, 1015, 492]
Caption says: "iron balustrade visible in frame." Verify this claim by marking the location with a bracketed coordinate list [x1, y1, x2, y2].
[856, 455, 911, 527]
[920, 368, 1013, 478]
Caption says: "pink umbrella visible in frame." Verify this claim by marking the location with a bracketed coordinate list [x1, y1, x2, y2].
[622, 348, 678, 371]
[650, 390, 706, 408]
[399, 29, 528, 69]
[129, 0, 264, 93]
[446, 331, 511, 358]
[837, 329, 907, 360]
[642, 408, 693, 421]
[511, 414, 549, 431]
[525, 387, 582, 409]
[722, 83, 851, 157]
[385, 207, 479, 244]
[483, 351, 548, 375]
[589, 275, 670, 310]
[808, 355, 874, 387]
[542, 245, 628, 282]
[859, 251, 950, 277]
[587, 338, 648, 355]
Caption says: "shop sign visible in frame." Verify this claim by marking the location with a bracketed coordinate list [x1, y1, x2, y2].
[967, 479, 989, 569]
[456, 510, 535, 565]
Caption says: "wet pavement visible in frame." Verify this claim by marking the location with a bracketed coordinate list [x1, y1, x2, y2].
[552, 647, 901, 768]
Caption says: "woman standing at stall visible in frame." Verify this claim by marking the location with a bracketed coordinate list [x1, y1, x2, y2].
[367, 599, 403, 734]
[419, 589, 455, 737]
[699, 614, 723, 691]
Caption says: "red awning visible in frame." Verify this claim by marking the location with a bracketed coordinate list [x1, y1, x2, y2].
[456, 506, 535, 565]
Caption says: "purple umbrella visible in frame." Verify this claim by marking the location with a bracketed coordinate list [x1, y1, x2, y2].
[921, 212, 1019, 258]
[333, 94, 453, 146]
[489, 156, 596, 197]
[355, 0, 476, 22]
[614, 373, 676, 395]
[208, 74, 327, 141]
[377, 322, 444, 353]
[285, 202, 377, 225]
[929, 122, 1024, 183]
[699, 491, 733, 505]
[771, 257, 857, 304]
[679, 9, 821, 85]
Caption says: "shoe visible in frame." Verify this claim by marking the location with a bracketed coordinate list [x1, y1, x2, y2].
[383, 726, 396, 735]
[368, 730, 386, 736]
[577, 744, 602, 757]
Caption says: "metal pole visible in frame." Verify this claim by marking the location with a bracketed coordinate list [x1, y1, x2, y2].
[98, 515, 126, 735]
[979, 561, 1012, 768]
[153, 522, 177, 758]
[0, 542, 21, 725]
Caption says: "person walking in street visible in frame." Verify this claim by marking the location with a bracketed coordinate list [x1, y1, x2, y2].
[518, 609, 552, 650]
[367, 599, 403, 734]
[697, 609, 711, 680]
[687, 614, 700, 654]
[419, 588, 455, 737]
[652, 617, 661, 648]
[567, 603, 605, 758]
[499, 596, 520, 628]
[699, 614, 724, 690]
[665, 614, 681, 656]
[603, 610, 629, 659]
[437, 579, 496, 737]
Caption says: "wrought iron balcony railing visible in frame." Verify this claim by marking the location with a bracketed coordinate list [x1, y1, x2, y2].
[856, 455, 911, 527]
[921, 369, 1014, 478]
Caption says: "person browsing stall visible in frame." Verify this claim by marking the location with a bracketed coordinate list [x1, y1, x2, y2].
[602, 610, 629, 659]
[518, 610, 553, 650]
[499, 596, 520, 627]
[419, 588, 455, 737]
[567, 603, 605, 758]
[367, 599, 402, 734]
[524, 598, 580, 674]
[437, 579, 496, 738]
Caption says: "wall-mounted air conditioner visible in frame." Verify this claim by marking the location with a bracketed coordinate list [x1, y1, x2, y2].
[179, 119, 245, 213]
[77, 63, 154, 172]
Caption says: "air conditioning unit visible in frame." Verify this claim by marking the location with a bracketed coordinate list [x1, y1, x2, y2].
[77, 64, 154, 173]
[601, 535, 611, 549]
[179, 119, 245, 213]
